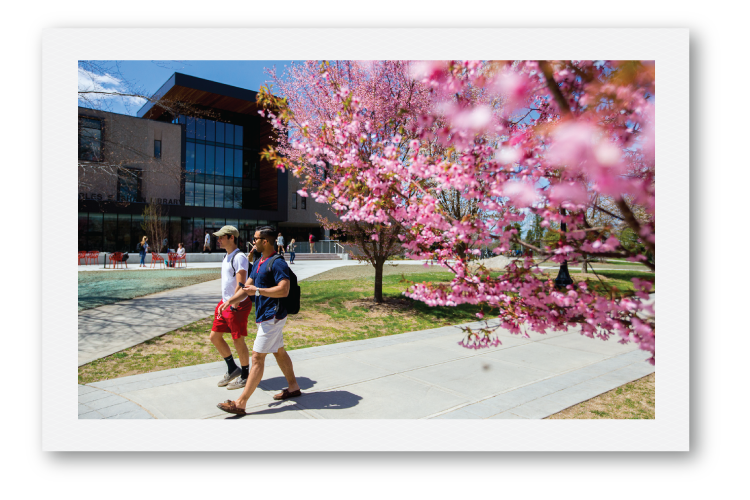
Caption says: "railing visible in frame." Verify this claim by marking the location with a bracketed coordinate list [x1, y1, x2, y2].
[292, 240, 345, 254]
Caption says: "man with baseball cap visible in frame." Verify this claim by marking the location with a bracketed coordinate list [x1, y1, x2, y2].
[210, 225, 253, 390]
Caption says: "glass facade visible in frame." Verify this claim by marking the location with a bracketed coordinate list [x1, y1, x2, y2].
[180, 115, 260, 210]
[78, 212, 272, 253]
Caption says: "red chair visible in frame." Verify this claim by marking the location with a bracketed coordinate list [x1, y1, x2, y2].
[108, 252, 127, 269]
[151, 252, 165, 269]
[166, 251, 176, 268]
[173, 252, 187, 268]
[86, 250, 100, 266]
[78, 251, 86, 266]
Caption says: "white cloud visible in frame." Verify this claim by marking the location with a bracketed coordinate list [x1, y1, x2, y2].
[78, 67, 147, 108]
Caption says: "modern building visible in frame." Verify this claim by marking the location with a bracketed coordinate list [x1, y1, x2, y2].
[78, 73, 337, 253]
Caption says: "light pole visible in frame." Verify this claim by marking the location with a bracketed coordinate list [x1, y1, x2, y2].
[554, 207, 574, 289]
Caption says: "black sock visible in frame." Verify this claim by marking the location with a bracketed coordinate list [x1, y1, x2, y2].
[224, 355, 238, 373]
[241, 365, 249, 380]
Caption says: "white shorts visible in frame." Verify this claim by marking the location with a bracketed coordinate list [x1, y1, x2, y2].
[252, 317, 287, 354]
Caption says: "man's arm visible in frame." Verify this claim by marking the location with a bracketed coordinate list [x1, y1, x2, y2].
[243, 279, 289, 298]
[218, 274, 253, 314]
[233, 269, 247, 296]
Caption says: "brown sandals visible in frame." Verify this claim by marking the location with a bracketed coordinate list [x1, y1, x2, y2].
[217, 400, 246, 415]
[273, 388, 302, 400]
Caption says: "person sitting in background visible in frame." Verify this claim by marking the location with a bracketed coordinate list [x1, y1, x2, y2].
[177, 242, 185, 257]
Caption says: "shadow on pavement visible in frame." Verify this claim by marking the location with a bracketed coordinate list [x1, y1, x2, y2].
[222, 390, 363, 419]
[259, 376, 317, 391]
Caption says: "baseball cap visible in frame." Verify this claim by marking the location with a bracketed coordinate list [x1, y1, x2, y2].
[212, 225, 239, 237]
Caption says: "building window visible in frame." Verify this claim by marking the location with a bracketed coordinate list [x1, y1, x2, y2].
[301, 196, 306, 210]
[292, 192, 297, 209]
[79, 117, 103, 162]
[154, 140, 161, 159]
[117, 168, 142, 202]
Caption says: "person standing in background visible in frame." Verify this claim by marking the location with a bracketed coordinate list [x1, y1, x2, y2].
[138, 236, 149, 267]
[203, 231, 211, 254]
[276, 232, 285, 256]
[288, 238, 296, 264]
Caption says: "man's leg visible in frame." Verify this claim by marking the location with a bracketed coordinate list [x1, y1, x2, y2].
[209, 330, 232, 358]
[233, 351, 267, 410]
[272, 347, 300, 393]
[233, 337, 250, 367]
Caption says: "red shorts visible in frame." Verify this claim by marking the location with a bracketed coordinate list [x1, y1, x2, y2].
[212, 298, 253, 340]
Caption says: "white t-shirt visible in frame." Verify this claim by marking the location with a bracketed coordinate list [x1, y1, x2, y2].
[204, 234, 210, 246]
[277, 236, 284, 246]
[221, 249, 250, 303]
[177, 247, 185, 256]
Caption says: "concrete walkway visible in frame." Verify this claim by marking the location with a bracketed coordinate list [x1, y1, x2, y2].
[78, 257, 655, 419]
[82, 319, 654, 420]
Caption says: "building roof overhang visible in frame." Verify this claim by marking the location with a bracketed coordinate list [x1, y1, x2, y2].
[137, 73, 260, 121]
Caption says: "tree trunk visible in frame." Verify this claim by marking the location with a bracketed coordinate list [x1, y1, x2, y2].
[582, 258, 589, 273]
[373, 258, 384, 303]
[455, 241, 468, 263]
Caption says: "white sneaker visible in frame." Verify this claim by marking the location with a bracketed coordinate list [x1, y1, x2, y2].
[217, 367, 241, 387]
[227, 377, 247, 390]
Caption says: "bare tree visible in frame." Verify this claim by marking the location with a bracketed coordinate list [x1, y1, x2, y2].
[141, 203, 168, 255]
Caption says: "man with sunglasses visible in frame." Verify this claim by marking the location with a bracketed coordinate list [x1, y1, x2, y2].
[216, 226, 301, 416]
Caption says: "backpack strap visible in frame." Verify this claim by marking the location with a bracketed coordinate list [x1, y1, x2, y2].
[266, 254, 283, 277]
[227, 249, 243, 277]
[265, 254, 285, 313]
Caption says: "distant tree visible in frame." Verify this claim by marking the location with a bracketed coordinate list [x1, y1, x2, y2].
[141, 202, 167, 255]
[318, 215, 403, 303]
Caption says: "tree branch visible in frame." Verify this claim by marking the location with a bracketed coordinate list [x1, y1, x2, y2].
[538, 61, 571, 116]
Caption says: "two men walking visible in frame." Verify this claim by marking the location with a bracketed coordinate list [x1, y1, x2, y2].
[215, 226, 301, 415]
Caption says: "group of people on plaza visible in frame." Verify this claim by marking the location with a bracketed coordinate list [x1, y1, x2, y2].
[135, 228, 311, 268]
[136, 236, 186, 268]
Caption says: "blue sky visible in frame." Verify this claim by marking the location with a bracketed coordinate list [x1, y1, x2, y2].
[78, 60, 295, 116]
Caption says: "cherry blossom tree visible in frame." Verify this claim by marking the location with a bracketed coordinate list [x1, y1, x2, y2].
[259, 61, 438, 302]
[259, 60, 656, 364]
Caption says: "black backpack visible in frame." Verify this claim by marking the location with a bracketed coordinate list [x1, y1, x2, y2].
[263, 254, 301, 315]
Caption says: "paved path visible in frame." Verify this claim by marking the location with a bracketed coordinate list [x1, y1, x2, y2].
[82, 319, 654, 420]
